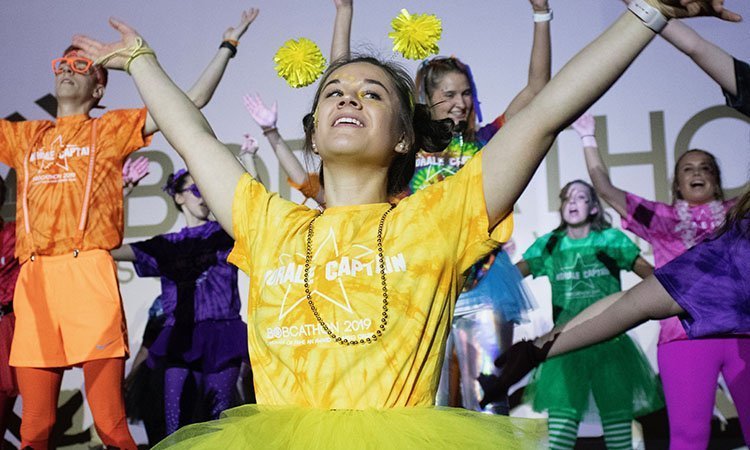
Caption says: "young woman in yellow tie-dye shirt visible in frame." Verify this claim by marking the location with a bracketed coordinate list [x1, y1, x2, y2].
[74, 1, 740, 447]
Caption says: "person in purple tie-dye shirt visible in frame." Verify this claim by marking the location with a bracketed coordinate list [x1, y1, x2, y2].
[112, 169, 249, 435]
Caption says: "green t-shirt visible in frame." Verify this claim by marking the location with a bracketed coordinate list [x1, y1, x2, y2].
[523, 228, 640, 324]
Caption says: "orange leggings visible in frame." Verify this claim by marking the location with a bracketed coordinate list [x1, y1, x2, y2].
[17, 358, 136, 450]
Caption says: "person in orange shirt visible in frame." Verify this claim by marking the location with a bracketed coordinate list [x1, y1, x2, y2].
[0, 9, 258, 450]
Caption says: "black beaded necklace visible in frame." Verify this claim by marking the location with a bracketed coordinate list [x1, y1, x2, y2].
[303, 205, 394, 346]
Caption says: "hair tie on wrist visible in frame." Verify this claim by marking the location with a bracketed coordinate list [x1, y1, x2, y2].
[220, 40, 238, 58]
[95, 37, 155, 75]
[262, 126, 278, 135]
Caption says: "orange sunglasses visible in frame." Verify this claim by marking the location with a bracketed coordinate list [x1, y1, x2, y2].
[51, 56, 94, 75]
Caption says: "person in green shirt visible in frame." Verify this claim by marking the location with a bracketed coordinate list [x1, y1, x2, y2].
[515, 179, 663, 450]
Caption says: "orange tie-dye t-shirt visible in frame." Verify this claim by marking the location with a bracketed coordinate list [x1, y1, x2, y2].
[229, 152, 513, 409]
[0, 110, 151, 262]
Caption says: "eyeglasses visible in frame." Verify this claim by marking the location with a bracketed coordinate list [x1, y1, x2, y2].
[51, 56, 94, 75]
[179, 184, 202, 199]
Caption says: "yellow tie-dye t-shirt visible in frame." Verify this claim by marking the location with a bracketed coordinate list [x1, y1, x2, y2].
[229, 152, 512, 409]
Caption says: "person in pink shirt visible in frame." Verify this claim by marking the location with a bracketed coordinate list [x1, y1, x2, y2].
[574, 112, 749, 449]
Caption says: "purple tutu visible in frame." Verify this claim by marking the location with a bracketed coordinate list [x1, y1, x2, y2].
[147, 319, 249, 373]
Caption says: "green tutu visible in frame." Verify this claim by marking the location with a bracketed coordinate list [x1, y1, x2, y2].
[524, 334, 664, 419]
[154, 404, 548, 449]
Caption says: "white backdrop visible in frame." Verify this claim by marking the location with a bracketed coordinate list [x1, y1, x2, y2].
[2, 0, 750, 445]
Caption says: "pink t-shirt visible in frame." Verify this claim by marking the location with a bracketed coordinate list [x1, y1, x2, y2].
[622, 192, 736, 343]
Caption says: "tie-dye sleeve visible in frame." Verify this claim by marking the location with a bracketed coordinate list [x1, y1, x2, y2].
[228, 173, 310, 274]
[0, 119, 48, 168]
[522, 233, 554, 279]
[475, 114, 506, 147]
[408, 151, 513, 275]
[130, 237, 165, 277]
[606, 229, 641, 270]
[621, 192, 674, 243]
[654, 217, 750, 338]
[100, 109, 153, 158]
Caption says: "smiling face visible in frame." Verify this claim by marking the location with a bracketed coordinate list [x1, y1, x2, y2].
[427, 71, 473, 125]
[311, 61, 406, 167]
[561, 182, 598, 227]
[673, 150, 722, 205]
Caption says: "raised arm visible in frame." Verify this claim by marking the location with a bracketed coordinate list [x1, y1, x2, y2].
[572, 113, 628, 217]
[238, 133, 260, 179]
[142, 8, 259, 136]
[330, 0, 353, 62]
[619, 0, 738, 95]
[503, 0, 553, 120]
[74, 17, 255, 235]
[660, 20, 736, 95]
[243, 93, 306, 183]
[480, 0, 740, 227]
[243, 93, 325, 204]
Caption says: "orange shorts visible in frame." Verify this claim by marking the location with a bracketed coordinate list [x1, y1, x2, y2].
[10, 249, 128, 368]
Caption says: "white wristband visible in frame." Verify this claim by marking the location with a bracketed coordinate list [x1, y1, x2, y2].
[627, 0, 668, 33]
[580, 135, 598, 148]
[533, 9, 553, 22]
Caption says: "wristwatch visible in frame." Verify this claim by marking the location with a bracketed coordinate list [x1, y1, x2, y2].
[628, 0, 668, 33]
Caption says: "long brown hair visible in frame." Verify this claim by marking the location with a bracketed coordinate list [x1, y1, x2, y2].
[554, 180, 612, 232]
[302, 56, 453, 196]
[718, 184, 750, 237]
[671, 149, 724, 202]
[415, 56, 478, 143]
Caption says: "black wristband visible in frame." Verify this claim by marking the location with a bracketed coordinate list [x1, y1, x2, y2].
[220, 41, 238, 58]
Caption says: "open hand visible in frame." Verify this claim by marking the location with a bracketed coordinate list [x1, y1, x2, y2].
[73, 18, 146, 70]
[650, 0, 742, 21]
[223, 8, 260, 43]
[122, 156, 150, 187]
[243, 93, 278, 129]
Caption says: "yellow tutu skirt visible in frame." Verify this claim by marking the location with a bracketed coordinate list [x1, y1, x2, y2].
[154, 404, 547, 449]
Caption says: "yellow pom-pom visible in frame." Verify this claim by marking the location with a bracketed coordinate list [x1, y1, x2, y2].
[274, 38, 327, 88]
[388, 9, 442, 60]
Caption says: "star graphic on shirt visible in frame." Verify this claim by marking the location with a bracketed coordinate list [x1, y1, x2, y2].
[423, 167, 450, 184]
[556, 252, 599, 292]
[277, 227, 375, 320]
[34, 135, 71, 173]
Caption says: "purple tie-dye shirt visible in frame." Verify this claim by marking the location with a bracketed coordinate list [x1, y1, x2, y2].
[131, 221, 240, 327]
[622, 193, 736, 343]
